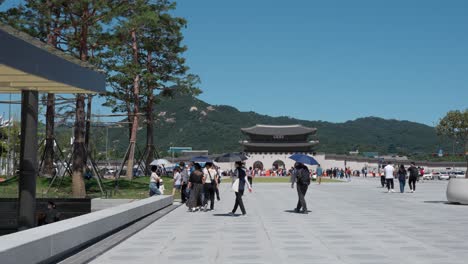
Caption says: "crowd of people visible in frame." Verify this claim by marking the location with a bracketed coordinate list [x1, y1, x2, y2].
[149, 161, 253, 216]
[381, 162, 422, 193]
[148, 158, 432, 218]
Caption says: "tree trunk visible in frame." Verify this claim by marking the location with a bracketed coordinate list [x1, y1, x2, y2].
[84, 94, 92, 163]
[43, 8, 58, 178]
[126, 29, 140, 179]
[145, 93, 155, 171]
[72, 94, 87, 197]
[43, 93, 55, 177]
[71, 6, 89, 197]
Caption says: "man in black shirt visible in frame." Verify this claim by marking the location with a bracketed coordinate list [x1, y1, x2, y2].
[408, 162, 419, 193]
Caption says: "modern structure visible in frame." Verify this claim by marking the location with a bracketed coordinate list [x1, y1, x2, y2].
[240, 124, 318, 171]
[0, 23, 105, 230]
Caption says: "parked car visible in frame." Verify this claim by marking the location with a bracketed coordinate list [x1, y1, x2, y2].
[430, 172, 440, 180]
[449, 171, 466, 179]
[422, 173, 434, 180]
[438, 171, 450, 180]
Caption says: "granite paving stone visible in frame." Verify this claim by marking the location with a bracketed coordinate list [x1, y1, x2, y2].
[90, 178, 468, 264]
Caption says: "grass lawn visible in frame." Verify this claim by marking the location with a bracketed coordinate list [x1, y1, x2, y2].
[0, 176, 340, 199]
[0, 175, 180, 200]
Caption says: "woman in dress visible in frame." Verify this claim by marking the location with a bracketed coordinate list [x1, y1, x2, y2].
[187, 163, 204, 212]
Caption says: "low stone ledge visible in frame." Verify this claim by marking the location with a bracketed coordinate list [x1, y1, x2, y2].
[0, 195, 173, 264]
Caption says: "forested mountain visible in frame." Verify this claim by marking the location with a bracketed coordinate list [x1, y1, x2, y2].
[103, 96, 441, 156]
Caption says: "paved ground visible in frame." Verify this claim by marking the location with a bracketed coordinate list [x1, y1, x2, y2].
[90, 178, 468, 264]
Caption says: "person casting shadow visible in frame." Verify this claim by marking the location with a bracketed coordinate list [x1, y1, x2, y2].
[291, 162, 310, 214]
[229, 161, 252, 216]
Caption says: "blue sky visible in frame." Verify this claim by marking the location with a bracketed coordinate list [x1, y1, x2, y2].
[1, 0, 467, 125]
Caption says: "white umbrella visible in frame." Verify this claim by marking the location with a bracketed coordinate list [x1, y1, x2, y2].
[150, 159, 171, 166]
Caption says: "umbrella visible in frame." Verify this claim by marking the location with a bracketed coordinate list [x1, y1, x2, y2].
[214, 152, 248, 163]
[150, 159, 170, 166]
[190, 156, 213, 163]
[289, 153, 319, 165]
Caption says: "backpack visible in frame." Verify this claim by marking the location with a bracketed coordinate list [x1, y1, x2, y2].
[297, 168, 311, 185]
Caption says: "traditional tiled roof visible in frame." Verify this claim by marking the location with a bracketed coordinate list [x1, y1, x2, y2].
[241, 124, 317, 136]
[241, 142, 318, 148]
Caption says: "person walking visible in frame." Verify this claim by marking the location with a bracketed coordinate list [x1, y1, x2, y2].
[172, 167, 182, 196]
[397, 164, 407, 193]
[408, 162, 419, 193]
[214, 165, 221, 201]
[419, 167, 425, 182]
[291, 162, 311, 214]
[187, 163, 204, 212]
[384, 163, 395, 193]
[202, 162, 218, 211]
[316, 164, 323, 185]
[179, 162, 189, 203]
[248, 166, 254, 186]
[149, 165, 161, 196]
[380, 167, 386, 188]
[229, 161, 252, 216]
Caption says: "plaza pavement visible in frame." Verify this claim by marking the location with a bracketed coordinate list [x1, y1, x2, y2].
[89, 178, 468, 264]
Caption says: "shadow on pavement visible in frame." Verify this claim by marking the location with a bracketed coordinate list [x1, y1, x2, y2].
[212, 213, 239, 217]
[284, 210, 312, 214]
[424, 201, 467, 206]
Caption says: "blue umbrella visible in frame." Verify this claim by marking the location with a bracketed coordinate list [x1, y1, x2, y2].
[289, 153, 319, 165]
[190, 156, 213, 163]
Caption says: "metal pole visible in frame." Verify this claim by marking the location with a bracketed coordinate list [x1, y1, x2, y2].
[17, 90, 38, 230]
[106, 126, 109, 162]
[6, 93, 11, 177]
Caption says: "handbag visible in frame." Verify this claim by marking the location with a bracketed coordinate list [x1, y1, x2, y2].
[232, 178, 239, 192]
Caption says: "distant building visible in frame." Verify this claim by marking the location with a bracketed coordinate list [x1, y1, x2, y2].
[240, 124, 318, 153]
[240, 124, 318, 171]
[378, 155, 408, 161]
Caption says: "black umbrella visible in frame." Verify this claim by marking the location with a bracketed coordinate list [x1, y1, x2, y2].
[214, 152, 248, 163]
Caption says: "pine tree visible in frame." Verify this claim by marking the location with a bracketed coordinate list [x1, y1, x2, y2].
[104, 0, 200, 178]
[62, 0, 117, 196]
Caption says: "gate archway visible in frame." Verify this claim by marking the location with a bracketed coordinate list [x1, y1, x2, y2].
[273, 160, 285, 170]
[253, 161, 264, 170]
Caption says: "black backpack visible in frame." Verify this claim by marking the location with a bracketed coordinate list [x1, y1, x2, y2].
[297, 168, 311, 185]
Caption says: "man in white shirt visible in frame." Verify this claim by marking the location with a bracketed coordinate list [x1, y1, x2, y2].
[384, 163, 395, 193]
[202, 162, 219, 211]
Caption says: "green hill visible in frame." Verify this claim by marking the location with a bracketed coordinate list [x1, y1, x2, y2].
[105, 95, 442, 156]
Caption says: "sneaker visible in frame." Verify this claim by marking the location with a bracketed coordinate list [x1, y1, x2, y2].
[391, 189, 395, 193]
[228, 212, 234, 216]
[294, 208, 300, 213]
[386, 190, 389, 193]
[240, 213, 247, 217]
[301, 210, 309, 214]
